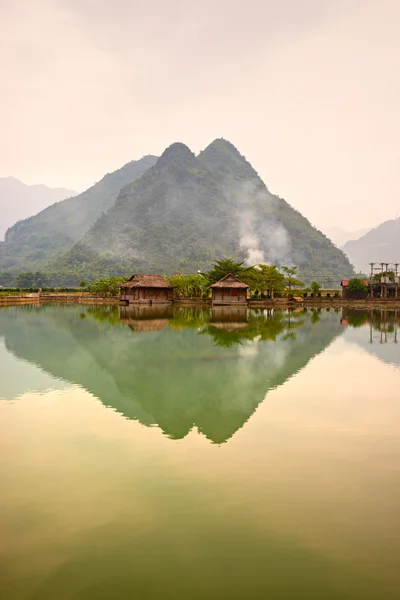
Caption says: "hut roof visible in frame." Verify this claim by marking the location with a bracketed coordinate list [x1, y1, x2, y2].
[209, 273, 250, 289]
[120, 274, 172, 289]
[126, 319, 170, 332]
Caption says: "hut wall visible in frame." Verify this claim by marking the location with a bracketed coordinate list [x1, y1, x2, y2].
[212, 288, 248, 305]
[123, 287, 173, 304]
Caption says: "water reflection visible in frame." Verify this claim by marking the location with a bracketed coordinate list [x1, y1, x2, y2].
[0, 305, 343, 443]
[341, 308, 400, 368]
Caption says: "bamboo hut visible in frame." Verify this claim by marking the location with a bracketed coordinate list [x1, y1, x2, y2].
[120, 274, 173, 305]
[209, 274, 250, 306]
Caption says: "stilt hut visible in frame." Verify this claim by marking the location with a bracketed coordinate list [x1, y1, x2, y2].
[209, 273, 250, 306]
[120, 274, 173, 305]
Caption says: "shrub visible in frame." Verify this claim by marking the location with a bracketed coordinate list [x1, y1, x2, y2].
[347, 278, 368, 293]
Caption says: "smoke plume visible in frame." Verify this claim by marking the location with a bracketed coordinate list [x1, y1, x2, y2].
[227, 180, 292, 266]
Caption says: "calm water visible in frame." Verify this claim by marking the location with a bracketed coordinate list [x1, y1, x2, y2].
[0, 305, 399, 599]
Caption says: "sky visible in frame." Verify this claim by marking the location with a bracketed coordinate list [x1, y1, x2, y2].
[1, 0, 399, 231]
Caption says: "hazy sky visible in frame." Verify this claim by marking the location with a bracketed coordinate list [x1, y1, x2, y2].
[1, 0, 399, 230]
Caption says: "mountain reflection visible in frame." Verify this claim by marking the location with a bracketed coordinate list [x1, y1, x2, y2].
[0, 305, 342, 443]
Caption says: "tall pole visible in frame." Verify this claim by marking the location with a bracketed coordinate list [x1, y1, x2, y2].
[369, 262, 374, 299]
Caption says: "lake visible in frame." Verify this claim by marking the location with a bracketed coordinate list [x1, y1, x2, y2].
[0, 304, 399, 599]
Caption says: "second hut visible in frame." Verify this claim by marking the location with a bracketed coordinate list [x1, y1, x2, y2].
[209, 273, 250, 306]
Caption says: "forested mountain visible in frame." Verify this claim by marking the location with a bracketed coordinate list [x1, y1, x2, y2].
[0, 156, 157, 272]
[342, 217, 400, 273]
[56, 139, 354, 285]
[0, 177, 75, 240]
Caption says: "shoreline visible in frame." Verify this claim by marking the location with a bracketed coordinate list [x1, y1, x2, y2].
[1, 294, 400, 310]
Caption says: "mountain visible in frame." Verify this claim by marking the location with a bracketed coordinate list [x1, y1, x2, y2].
[342, 217, 400, 273]
[0, 177, 76, 241]
[324, 227, 370, 248]
[0, 156, 158, 273]
[56, 139, 354, 285]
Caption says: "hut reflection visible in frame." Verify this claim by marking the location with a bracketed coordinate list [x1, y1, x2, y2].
[119, 305, 173, 332]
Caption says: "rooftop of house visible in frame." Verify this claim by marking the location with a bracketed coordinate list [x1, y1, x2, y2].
[120, 274, 172, 289]
[209, 273, 250, 289]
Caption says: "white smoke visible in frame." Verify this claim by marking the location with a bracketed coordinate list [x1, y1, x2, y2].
[238, 210, 265, 265]
[228, 180, 292, 266]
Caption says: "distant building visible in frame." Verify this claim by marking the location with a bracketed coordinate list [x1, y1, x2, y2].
[341, 277, 400, 299]
[340, 279, 369, 299]
[120, 274, 173, 305]
[209, 273, 250, 306]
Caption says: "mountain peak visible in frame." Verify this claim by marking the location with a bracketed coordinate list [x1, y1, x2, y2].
[157, 142, 196, 168]
[198, 138, 259, 181]
[202, 138, 241, 154]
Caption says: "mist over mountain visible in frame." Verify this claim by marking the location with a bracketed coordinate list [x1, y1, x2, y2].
[342, 217, 400, 273]
[55, 139, 353, 285]
[0, 156, 158, 272]
[0, 177, 76, 241]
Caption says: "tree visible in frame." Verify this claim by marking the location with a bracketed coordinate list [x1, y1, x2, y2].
[205, 259, 255, 285]
[15, 271, 48, 289]
[167, 273, 209, 298]
[310, 281, 322, 295]
[347, 278, 368, 293]
[0, 271, 14, 287]
[250, 264, 285, 297]
[79, 280, 87, 289]
[282, 266, 304, 292]
[86, 276, 127, 297]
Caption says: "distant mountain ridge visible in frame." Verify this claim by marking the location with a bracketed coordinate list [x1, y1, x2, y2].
[324, 227, 371, 248]
[342, 217, 400, 273]
[55, 139, 354, 285]
[0, 177, 76, 241]
[0, 156, 158, 272]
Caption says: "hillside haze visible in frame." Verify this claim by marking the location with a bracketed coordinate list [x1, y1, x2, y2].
[57, 139, 354, 285]
[0, 177, 76, 241]
[0, 156, 158, 273]
[342, 217, 400, 273]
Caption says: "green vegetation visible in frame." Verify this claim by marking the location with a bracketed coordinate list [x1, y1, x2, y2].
[15, 271, 49, 288]
[205, 259, 254, 285]
[282, 266, 304, 292]
[167, 273, 209, 298]
[310, 281, 322, 295]
[86, 276, 127, 296]
[347, 278, 368, 293]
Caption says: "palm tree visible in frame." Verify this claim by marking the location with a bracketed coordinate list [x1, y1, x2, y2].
[205, 258, 254, 284]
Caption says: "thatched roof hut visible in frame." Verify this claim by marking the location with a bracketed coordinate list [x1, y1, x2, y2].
[209, 273, 250, 306]
[120, 274, 173, 305]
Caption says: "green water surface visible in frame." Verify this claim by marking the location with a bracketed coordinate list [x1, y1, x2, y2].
[0, 305, 399, 599]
